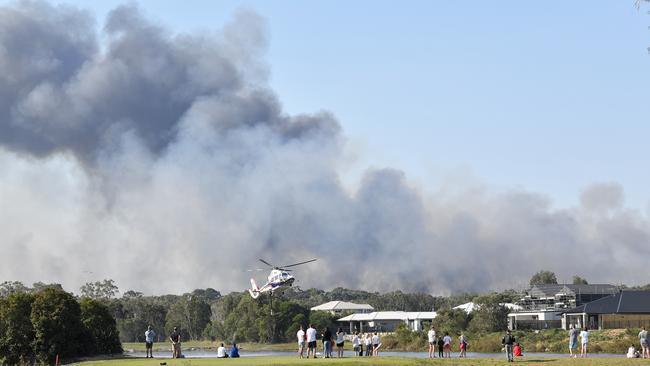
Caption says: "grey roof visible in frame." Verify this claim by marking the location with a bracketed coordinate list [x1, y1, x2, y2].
[529, 284, 618, 297]
[563, 291, 650, 314]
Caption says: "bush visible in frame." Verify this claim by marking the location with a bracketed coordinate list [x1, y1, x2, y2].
[0, 293, 35, 365]
[80, 298, 123, 355]
[31, 288, 85, 364]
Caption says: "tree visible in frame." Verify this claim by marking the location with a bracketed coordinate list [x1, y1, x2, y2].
[529, 270, 558, 285]
[572, 276, 588, 285]
[468, 294, 510, 333]
[0, 281, 29, 297]
[80, 298, 123, 355]
[165, 297, 211, 341]
[0, 292, 35, 365]
[31, 288, 85, 364]
[432, 308, 471, 334]
[80, 279, 119, 300]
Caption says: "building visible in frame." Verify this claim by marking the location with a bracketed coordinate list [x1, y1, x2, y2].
[453, 301, 522, 314]
[562, 291, 650, 330]
[310, 301, 374, 315]
[337, 311, 437, 333]
[507, 284, 618, 330]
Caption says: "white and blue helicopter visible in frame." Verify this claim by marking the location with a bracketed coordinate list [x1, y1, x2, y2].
[248, 258, 317, 299]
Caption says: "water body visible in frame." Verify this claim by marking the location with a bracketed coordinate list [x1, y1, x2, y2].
[126, 350, 623, 359]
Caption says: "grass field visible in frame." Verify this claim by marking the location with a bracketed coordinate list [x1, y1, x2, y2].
[75, 356, 643, 366]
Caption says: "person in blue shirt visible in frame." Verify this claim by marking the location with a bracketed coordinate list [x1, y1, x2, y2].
[229, 343, 240, 358]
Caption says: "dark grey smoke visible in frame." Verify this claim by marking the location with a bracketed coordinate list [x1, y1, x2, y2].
[1, 1, 649, 295]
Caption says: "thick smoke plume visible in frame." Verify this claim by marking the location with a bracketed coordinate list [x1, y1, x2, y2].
[1, 1, 649, 295]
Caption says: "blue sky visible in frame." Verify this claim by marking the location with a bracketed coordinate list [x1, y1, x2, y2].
[48, 0, 650, 208]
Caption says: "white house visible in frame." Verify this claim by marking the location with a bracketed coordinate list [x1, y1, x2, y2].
[337, 311, 437, 332]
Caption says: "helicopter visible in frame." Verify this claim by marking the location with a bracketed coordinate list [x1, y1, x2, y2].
[247, 258, 317, 299]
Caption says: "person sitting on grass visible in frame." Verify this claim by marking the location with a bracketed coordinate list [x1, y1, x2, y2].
[217, 343, 229, 358]
[229, 343, 240, 358]
[513, 342, 523, 358]
[628, 344, 640, 359]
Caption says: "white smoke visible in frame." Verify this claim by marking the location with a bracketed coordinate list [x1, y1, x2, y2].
[1, 1, 649, 295]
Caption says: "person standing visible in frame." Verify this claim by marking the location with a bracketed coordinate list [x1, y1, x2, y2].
[639, 326, 649, 359]
[459, 333, 467, 358]
[437, 336, 444, 358]
[364, 333, 372, 356]
[502, 330, 516, 362]
[427, 326, 437, 358]
[169, 326, 181, 358]
[322, 327, 333, 358]
[306, 324, 317, 359]
[297, 325, 306, 358]
[352, 332, 361, 356]
[580, 327, 589, 358]
[568, 324, 579, 358]
[442, 332, 452, 358]
[372, 332, 381, 356]
[144, 325, 156, 358]
[336, 327, 345, 358]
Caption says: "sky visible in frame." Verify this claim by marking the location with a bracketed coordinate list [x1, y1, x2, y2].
[44, 0, 650, 209]
[1, 0, 650, 295]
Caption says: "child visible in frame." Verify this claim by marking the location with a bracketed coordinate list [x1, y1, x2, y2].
[437, 336, 445, 358]
[513, 342, 523, 358]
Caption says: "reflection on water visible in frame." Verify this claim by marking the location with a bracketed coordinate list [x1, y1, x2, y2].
[125, 350, 623, 359]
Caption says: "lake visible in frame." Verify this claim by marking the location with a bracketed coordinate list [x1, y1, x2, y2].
[125, 349, 624, 359]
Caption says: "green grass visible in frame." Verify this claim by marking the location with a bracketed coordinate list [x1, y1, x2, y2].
[74, 356, 643, 366]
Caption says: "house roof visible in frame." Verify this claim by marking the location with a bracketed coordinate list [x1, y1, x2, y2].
[337, 311, 437, 322]
[529, 284, 618, 298]
[454, 302, 522, 314]
[310, 301, 374, 312]
[563, 291, 650, 314]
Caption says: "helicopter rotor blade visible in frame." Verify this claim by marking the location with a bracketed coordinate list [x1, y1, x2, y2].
[280, 258, 317, 268]
[246, 268, 265, 272]
[259, 259, 274, 268]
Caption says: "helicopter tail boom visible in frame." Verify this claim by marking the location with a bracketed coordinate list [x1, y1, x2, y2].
[248, 278, 260, 299]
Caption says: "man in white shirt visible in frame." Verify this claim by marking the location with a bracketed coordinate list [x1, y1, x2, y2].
[372, 332, 381, 356]
[427, 326, 437, 358]
[144, 325, 156, 358]
[297, 325, 306, 358]
[306, 324, 317, 359]
[216, 343, 228, 358]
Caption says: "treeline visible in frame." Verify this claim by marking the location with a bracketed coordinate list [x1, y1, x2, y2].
[0, 280, 479, 347]
[107, 284, 478, 344]
[0, 284, 121, 365]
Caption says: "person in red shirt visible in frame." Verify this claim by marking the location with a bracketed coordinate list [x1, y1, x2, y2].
[513, 342, 523, 357]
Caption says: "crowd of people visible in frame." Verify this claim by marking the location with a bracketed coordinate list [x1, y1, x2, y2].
[297, 324, 382, 358]
[138, 323, 650, 360]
